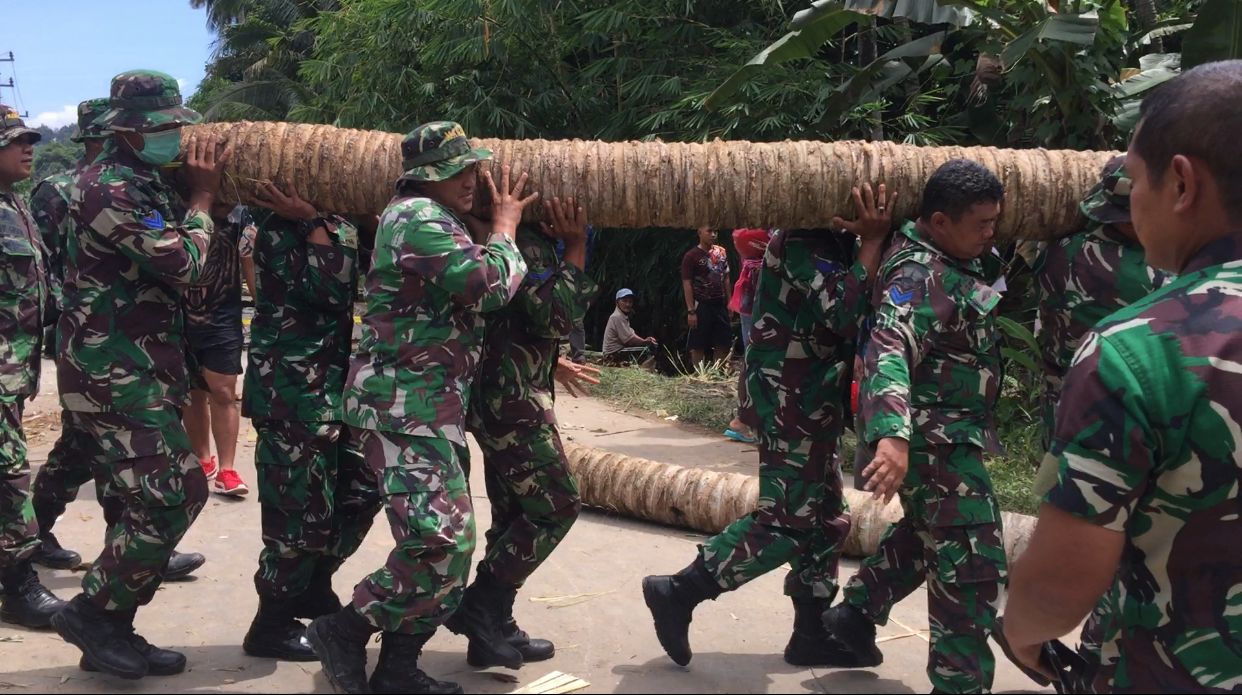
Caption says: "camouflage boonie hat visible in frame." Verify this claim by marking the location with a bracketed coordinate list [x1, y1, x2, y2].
[1080, 155, 1131, 226]
[0, 105, 40, 147]
[96, 69, 202, 133]
[70, 98, 112, 142]
[399, 121, 492, 182]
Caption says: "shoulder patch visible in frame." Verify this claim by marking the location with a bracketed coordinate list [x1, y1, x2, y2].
[814, 258, 844, 275]
[889, 285, 915, 306]
[141, 210, 165, 230]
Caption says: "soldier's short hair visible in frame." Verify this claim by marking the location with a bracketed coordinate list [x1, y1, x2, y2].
[1131, 60, 1242, 218]
[918, 159, 1004, 221]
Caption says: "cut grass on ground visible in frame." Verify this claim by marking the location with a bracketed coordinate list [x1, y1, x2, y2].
[591, 364, 1041, 515]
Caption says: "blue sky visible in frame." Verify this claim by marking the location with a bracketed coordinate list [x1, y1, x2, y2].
[1, 1, 214, 129]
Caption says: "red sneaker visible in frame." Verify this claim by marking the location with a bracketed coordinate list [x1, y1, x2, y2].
[214, 469, 250, 497]
[200, 456, 219, 481]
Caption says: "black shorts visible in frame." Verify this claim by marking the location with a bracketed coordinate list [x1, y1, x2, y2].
[688, 299, 733, 352]
[186, 328, 244, 384]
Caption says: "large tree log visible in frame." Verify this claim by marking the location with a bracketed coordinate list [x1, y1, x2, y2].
[186, 121, 1115, 241]
[563, 441, 1036, 564]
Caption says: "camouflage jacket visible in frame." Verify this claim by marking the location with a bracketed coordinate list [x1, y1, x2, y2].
[1038, 233, 1242, 693]
[342, 196, 526, 444]
[58, 143, 213, 428]
[1035, 224, 1160, 422]
[468, 226, 598, 429]
[242, 214, 359, 422]
[861, 221, 1002, 451]
[739, 228, 871, 441]
[0, 191, 48, 402]
[30, 167, 77, 312]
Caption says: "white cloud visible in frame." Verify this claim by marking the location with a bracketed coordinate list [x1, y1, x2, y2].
[28, 104, 77, 130]
[177, 78, 188, 91]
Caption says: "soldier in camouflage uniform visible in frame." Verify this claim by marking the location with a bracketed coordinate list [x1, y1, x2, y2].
[47, 70, 232, 681]
[0, 106, 67, 630]
[451, 197, 598, 666]
[240, 181, 381, 662]
[822, 160, 1008, 694]
[26, 99, 205, 580]
[306, 122, 536, 695]
[643, 185, 894, 668]
[1035, 154, 1161, 440]
[25, 98, 111, 572]
[1002, 61, 1242, 693]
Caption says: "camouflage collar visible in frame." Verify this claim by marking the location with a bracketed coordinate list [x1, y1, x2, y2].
[1091, 223, 1142, 249]
[900, 220, 984, 275]
[1182, 232, 1242, 275]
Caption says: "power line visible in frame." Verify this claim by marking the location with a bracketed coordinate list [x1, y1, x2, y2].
[0, 51, 29, 117]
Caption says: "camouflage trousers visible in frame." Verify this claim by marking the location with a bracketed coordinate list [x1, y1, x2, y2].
[699, 434, 851, 599]
[349, 428, 474, 635]
[31, 410, 125, 534]
[470, 422, 581, 588]
[842, 443, 1006, 694]
[67, 411, 209, 612]
[0, 400, 38, 569]
[254, 419, 381, 599]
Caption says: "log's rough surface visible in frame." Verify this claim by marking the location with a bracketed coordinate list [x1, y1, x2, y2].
[563, 442, 1036, 564]
[186, 121, 1116, 241]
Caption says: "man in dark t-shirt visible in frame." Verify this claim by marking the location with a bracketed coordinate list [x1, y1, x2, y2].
[681, 226, 733, 368]
[183, 203, 255, 497]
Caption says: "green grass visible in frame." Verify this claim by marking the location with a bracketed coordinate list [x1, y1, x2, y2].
[591, 362, 1043, 515]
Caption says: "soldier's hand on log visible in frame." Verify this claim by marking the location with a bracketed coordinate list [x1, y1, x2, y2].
[484, 164, 539, 240]
[832, 183, 897, 243]
[256, 179, 318, 221]
[555, 356, 601, 397]
[540, 197, 588, 247]
[183, 133, 233, 200]
[863, 436, 908, 503]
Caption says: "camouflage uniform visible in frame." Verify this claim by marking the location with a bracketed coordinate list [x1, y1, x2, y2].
[1038, 232, 1242, 693]
[342, 122, 526, 634]
[242, 214, 381, 600]
[58, 71, 210, 612]
[842, 221, 1006, 694]
[0, 107, 49, 569]
[29, 98, 118, 536]
[699, 229, 869, 599]
[466, 225, 598, 588]
[1034, 158, 1160, 437]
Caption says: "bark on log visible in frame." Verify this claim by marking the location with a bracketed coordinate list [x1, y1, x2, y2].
[186, 121, 1115, 242]
[563, 441, 1036, 564]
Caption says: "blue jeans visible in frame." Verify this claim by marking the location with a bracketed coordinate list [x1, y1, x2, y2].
[740, 313, 755, 351]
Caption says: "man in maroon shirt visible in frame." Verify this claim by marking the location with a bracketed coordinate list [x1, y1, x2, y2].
[681, 226, 733, 369]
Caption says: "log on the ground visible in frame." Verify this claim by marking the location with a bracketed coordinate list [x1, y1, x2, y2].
[186, 121, 1115, 241]
[563, 442, 1036, 564]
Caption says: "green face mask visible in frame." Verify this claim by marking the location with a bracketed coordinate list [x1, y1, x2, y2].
[135, 129, 182, 165]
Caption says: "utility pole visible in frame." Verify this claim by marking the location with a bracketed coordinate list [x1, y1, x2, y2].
[0, 52, 28, 117]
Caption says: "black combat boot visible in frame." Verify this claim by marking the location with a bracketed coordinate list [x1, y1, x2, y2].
[370, 631, 464, 694]
[79, 608, 186, 676]
[295, 560, 343, 620]
[31, 500, 82, 570]
[820, 602, 884, 667]
[641, 560, 724, 666]
[51, 595, 148, 679]
[783, 596, 864, 667]
[305, 606, 377, 694]
[163, 550, 206, 581]
[443, 569, 524, 669]
[244, 596, 317, 661]
[497, 585, 554, 662]
[0, 562, 67, 629]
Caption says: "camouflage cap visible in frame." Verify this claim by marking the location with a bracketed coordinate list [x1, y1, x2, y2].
[0, 105, 41, 147]
[70, 98, 112, 142]
[399, 121, 492, 182]
[1080, 155, 1131, 226]
[96, 69, 202, 133]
